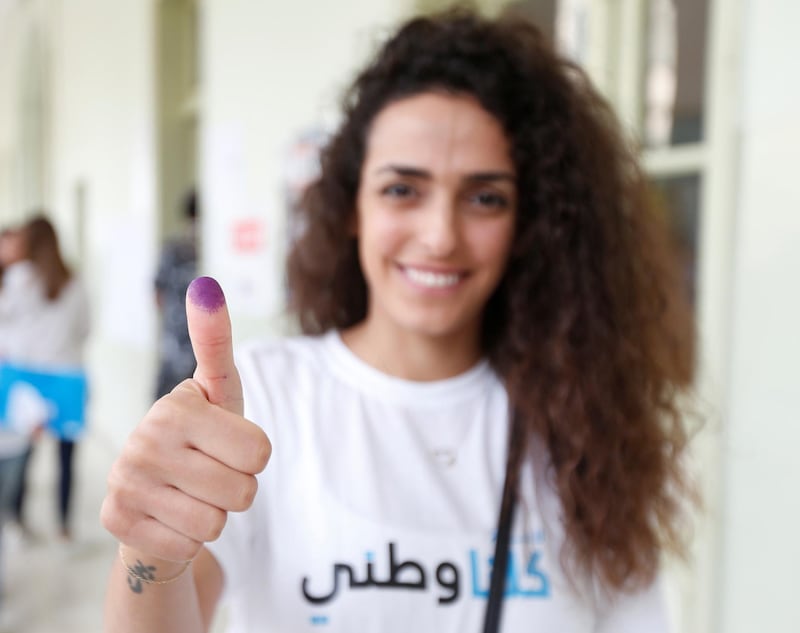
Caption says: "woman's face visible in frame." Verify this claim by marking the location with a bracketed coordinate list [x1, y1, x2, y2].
[355, 92, 516, 345]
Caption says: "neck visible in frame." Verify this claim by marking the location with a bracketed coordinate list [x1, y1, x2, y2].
[340, 320, 483, 382]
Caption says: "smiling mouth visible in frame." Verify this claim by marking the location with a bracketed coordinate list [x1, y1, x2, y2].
[401, 266, 465, 288]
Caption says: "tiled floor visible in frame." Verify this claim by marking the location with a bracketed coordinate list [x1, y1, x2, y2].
[0, 429, 117, 633]
[0, 429, 230, 633]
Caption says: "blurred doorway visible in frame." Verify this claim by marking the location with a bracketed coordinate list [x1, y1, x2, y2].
[157, 0, 200, 239]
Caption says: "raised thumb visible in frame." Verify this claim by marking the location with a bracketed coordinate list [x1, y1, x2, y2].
[185, 276, 243, 415]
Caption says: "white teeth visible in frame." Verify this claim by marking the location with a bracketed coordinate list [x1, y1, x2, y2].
[404, 267, 461, 288]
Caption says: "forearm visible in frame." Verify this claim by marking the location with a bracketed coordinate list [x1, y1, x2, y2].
[104, 547, 216, 633]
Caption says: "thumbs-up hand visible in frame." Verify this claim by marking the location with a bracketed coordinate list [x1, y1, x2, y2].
[101, 277, 271, 564]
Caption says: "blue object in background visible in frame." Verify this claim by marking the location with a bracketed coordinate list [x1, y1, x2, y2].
[0, 362, 88, 440]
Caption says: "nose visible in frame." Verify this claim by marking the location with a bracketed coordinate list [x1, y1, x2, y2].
[419, 194, 458, 257]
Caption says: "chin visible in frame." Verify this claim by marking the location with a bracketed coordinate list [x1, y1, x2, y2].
[397, 315, 470, 341]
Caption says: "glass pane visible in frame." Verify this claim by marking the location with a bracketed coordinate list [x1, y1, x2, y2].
[650, 172, 701, 305]
[643, 0, 709, 148]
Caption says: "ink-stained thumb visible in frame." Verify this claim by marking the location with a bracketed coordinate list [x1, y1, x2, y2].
[186, 276, 243, 415]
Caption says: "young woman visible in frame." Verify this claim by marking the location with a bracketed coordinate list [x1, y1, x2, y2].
[1, 216, 90, 539]
[102, 8, 695, 632]
[0, 226, 48, 598]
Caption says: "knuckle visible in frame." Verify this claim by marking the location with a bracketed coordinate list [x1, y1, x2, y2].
[171, 378, 206, 400]
[123, 435, 153, 469]
[104, 468, 135, 509]
[150, 389, 196, 428]
[99, 497, 118, 533]
[231, 475, 258, 511]
[250, 434, 272, 473]
[105, 461, 125, 491]
[147, 394, 176, 423]
[171, 377, 197, 393]
[204, 508, 228, 542]
[100, 497, 134, 541]
[133, 395, 197, 452]
[242, 427, 271, 473]
[148, 404, 183, 436]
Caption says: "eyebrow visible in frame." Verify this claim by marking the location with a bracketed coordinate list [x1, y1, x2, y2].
[374, 164, 515, 183]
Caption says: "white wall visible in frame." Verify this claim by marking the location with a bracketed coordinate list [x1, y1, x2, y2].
[717, 0, 800, 631]
[0, 9, 19, 219]
[52, 0, 160, 450]
[0, 2, 39, 221]
[0, 0, 162, 449]
[200, 0, 413, 343]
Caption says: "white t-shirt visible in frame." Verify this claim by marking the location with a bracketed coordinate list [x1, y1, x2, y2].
[0, 261, 47, 358]
[207, 332, 668, 633]
[0, 262, 89, 369]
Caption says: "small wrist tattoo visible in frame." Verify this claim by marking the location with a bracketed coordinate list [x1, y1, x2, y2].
[119, 545, 193, 593]
[126, 559, 157, 594]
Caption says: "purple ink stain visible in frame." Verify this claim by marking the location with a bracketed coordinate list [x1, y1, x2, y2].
[187, 276, 226, 313]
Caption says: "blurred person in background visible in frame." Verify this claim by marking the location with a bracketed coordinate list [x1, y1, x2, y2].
[0, 226, 48, 605]
[102, 7, 696, 633]
[0, 226, 46, 333]
[0, 216, 90, 541]
[0, 225, 48, 540]
[154, 189, 199, 398]
[0, 369, 46, 610]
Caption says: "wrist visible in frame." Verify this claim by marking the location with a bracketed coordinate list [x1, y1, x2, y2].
[118, 544, 193, 591]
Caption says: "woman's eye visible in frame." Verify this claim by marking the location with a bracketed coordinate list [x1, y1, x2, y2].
[470, 191, 510, 209]
[381, 183, 415, 198]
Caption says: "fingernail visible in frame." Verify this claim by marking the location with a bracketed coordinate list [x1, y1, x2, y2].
[187, 277, 226, 313]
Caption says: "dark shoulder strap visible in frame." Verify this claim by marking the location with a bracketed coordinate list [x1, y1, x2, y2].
[482, 410, 520, 633]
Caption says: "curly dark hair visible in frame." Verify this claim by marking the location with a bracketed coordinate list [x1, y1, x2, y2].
[287, 7, 696, 592]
